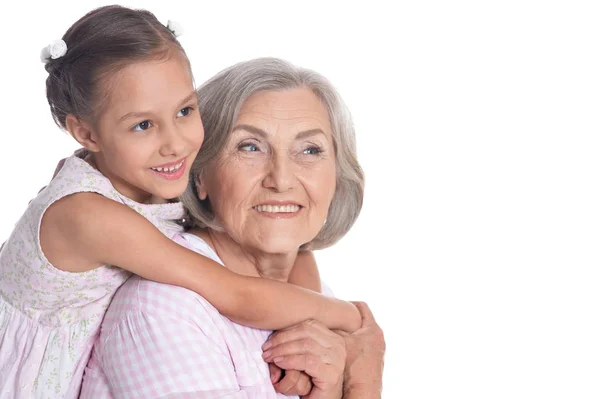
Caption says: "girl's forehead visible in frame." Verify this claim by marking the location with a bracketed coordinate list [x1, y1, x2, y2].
[101, 57, 194, 118]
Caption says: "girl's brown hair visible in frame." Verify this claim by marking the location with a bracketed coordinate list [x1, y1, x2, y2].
[44, 5, 189, 129]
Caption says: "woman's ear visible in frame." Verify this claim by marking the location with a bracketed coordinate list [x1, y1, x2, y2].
[196, 175, 209, 200]
[65, 114, 101, 152]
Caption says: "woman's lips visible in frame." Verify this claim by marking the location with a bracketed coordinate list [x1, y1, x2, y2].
[253, 203, 303, 219]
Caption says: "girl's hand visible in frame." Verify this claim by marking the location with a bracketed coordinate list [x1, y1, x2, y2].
[268, 363, 313, 396]
[263, 319, 346, 399]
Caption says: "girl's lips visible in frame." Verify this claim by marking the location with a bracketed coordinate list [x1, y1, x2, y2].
[150, 158, 186, 181]
[152, 157, 186, 169]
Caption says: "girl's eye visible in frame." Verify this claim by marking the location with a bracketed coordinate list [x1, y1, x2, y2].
[177, 106, 194, 117]
[303, 146, 322, 155]
[133, 120, 152, 131]
[239, 143, 260, 152]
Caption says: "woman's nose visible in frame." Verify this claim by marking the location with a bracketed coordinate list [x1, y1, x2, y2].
[262, 153, 296, 192]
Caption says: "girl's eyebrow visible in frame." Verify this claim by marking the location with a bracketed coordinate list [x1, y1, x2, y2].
[119, 111, 151, 123]
[175, 91, 198, 109]
[231, 124, 326, 140]
[118, 91, 197, 123]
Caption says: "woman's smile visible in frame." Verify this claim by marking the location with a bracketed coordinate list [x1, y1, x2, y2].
[253, 202, 304, 219]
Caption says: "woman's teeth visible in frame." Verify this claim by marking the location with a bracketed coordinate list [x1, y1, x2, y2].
[254, 205, 301, 213]
[151, 160, 184, 173]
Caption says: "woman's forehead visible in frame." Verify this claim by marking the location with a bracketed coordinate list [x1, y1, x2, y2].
[235, 88, 332, 133]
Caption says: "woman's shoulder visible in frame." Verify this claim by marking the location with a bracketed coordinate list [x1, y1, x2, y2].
[101, 274, 221, 339]
[174, 231, 223, 265]
[103, 233, 223, 326]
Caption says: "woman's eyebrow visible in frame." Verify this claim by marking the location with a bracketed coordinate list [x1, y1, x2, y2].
[295, 129, 326, 140]
[232, 125, 326, 140]
[231, 124, 267, 138]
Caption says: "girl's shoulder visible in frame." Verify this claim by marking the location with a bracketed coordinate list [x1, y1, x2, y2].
[37, 152, 184, 234]
[39, 153, 122, 204]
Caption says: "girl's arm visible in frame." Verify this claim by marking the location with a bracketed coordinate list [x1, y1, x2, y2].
[288, 250, 322, 293]
[41, 192, 361, 332]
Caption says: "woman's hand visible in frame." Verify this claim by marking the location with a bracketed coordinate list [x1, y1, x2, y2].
[263, 319, 346, 398]
[268, 363, 313, 396]
[337, 302, 385, 398]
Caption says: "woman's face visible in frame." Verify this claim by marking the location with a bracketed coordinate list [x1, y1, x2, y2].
[198, 88, 337, 254]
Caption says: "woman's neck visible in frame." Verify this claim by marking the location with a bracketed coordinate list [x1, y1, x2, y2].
[193, 229, 297, 283]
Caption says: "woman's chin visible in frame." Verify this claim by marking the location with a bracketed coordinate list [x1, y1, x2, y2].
[250, 237, 310, 255]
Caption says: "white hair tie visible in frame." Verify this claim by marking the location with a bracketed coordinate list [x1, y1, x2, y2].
[167, 20, 183, 37]
[40, 39, 67, 63]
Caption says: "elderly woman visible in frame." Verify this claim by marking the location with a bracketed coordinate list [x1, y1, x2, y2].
[80, 58, 384, 398]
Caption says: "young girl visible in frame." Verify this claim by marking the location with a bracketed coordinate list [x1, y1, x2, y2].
[0, 6, 360, 398]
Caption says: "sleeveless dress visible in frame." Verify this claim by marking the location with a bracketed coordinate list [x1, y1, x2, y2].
[0, 154, 185, 398]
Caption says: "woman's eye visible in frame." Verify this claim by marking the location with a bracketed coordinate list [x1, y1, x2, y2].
[133, 120, 152, 131]
[239, 143, 260, 152]
[177, 106, 194, 117]
[303, 146, 322, 155]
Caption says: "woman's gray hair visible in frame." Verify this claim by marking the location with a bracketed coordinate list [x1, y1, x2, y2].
[180, 57, 364, 250]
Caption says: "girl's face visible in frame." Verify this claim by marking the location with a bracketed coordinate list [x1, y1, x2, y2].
[89, 56, 203, 203]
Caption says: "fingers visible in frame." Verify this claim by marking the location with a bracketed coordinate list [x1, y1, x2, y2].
[262, 320, 346, 392]
[351, 301, 376, 327]
[262, 320, 346, 369]
[272, 354, 341, 384]
[332, 329, 349, 337]
[273, 369, 312, 396]
[268, 362, 282, 384]
[263, 319, 335, 351]
[269, 346, 314, 395]
[263, 336, 344, 366]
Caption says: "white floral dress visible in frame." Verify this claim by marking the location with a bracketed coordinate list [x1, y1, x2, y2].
[0, 155, 184, 398]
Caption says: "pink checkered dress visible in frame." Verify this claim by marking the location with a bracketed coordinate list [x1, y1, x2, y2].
[80, 233, 331, 398]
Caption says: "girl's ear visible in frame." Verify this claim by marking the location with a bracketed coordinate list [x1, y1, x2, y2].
[65, 114, 101, 152]
[195, 175, 209, 200]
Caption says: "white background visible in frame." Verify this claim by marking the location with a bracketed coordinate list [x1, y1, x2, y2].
[1, 1, 599, 398]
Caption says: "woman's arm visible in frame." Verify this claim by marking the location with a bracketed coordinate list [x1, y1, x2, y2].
[339, 302, 385, 399]
[41, 192, 361, 332]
